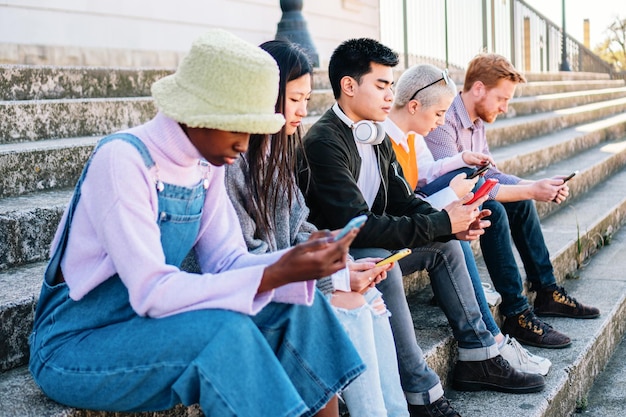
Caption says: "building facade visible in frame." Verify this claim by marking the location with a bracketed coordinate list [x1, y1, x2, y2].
[0, 0, 380, 68]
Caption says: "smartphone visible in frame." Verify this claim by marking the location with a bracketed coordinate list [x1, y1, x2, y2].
[375, 248, 412, 267]
[465, 178, 498, 205]
[562, 171, 578, 183]
[552, 171, 579, 202]
[334, 215, 368, 241]
[467, 163, 491, 179]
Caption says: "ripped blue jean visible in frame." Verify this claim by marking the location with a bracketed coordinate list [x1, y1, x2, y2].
[331, 288, 409, 417]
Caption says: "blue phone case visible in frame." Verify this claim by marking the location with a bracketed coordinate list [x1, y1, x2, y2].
[334, 215, 367, 241]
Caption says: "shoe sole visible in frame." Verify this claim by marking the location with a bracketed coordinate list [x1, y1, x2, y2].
[508, 364, 551, 376]
[534, 311, 600, 319]
[453, 379, 545, 394]
[513, 337, 572, 349]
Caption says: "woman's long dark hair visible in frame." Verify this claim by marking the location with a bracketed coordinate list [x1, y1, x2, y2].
[244, 39, 313, 238]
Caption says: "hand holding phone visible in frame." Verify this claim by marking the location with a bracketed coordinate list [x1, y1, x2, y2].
[552, 171, 578, 202]
[467, 163, 491, 179]
[375, 248, 411, 267]
[334, 215, 368, 241]
[465, 178, 498, 205]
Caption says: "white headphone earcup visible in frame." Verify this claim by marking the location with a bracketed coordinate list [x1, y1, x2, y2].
[353, 121, 376, 144]
[353, 120, 386, 145]
[373, 122, 386, 145]
[332, 103, 386, 145]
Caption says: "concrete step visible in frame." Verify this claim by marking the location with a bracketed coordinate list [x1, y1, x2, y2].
[486, 96, 626, 148]
[0, 91, 339, 141]
[523, 72, 612, 82]
[0, 189, 72, 270]
[446, 208, 626, 417]
[0, 98, 155, 144]
[0, 261, 46, 372]
[528, 163, 626, 285]
[507, 87, 626, 117]
[0, 65, 171, 101]
[492, 117, 626, 221]
[492, 112, 626, 180]
[0, 137, 98, 198]
[0, 366, 203, 417]
[530, 138, 626, 220]
[516, 79, 625, 96]
[578, 326, 626, 415]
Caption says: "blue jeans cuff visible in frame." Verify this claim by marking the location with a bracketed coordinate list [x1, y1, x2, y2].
[457, 343, 499, 361]
[404, 382, 444, 406]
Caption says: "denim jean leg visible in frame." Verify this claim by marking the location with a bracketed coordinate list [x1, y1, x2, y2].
[480, 200, 529, 317]
[503, 200, 557, 291]
[350, 248, 442, 406]
[365, 289, 410, 417]
[31, 291, 308, 416]
[418, 167, 475, 196]
[253, 293, 365, 417]
[460, 240, 500, 337]
[401, 241, 497, 361]
[332, 300, 392, 417]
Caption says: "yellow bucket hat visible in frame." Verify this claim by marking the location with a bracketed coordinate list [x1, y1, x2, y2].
[151, 29, 285, 134]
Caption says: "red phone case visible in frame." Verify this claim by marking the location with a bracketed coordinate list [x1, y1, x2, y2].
[465, 179, 498, 205]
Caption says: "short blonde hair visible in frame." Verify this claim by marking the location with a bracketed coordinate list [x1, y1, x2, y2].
[394, 64, 457, 109]
[463, 53, 526, 92]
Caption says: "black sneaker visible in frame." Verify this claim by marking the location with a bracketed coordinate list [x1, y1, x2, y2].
[408, 396, 461, 417]
[453, 355, 545, 394]
[534, 285, 600, 319]
[502, 308, 571, 348]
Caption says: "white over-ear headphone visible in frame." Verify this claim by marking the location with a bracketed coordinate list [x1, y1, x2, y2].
[332, 103, 386, 145]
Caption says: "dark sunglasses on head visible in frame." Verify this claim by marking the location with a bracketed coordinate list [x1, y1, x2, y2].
[409, 69, 450, 101]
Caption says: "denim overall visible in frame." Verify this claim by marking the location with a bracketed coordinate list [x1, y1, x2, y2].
[29, 134, 363, 417]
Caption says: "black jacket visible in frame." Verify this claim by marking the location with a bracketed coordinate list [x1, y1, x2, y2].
[299, 108, 453, 250]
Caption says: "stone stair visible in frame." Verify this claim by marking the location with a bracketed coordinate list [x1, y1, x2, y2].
[1, 65, 626, 417]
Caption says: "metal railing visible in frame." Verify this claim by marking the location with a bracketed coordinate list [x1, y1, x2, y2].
[381, 0, 614, 76]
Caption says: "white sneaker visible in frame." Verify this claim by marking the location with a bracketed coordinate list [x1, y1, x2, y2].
[499, 334, 552, 376]
[481, 282, 502, 307]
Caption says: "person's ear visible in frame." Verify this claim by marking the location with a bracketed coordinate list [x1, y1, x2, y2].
[340, 76, 356, 97]
[409, 99, 422, 115]
[471, 81, 486, 97]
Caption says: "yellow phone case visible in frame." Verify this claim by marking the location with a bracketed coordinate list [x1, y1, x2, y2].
[375, 248, 412, 267]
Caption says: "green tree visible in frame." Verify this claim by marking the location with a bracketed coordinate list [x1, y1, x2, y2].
[593, 16, 626, 70]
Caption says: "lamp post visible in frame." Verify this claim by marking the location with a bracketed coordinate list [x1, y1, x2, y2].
[275, 0, 319, 67]
[559, 0, 571, 71]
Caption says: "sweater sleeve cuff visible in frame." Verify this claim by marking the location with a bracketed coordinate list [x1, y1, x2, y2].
[272, 280, 316, 305]
[432, 210, 453, 238]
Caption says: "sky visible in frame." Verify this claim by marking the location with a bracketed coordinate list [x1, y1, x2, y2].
[524, 0, 624, 49]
